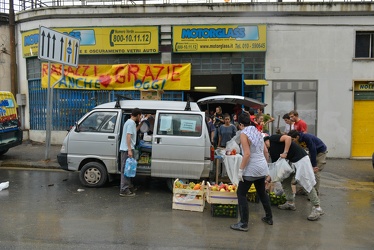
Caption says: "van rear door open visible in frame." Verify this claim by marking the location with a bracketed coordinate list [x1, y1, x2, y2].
[197, 95, 267, 109]
[151, 110, 210, 179]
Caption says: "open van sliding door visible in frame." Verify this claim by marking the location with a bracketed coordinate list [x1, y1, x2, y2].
[151, 111, 210, 179]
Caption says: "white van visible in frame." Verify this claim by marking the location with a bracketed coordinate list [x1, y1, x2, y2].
[57, 95, 266, 188]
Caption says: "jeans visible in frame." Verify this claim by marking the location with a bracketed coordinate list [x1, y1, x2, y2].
[213, 127, 220, 147]
[237, 177, 272, 225]
[120, 151, 132, 193]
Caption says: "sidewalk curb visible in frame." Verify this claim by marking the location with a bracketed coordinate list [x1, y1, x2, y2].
[0, 161, 61, 170]
[0, 140, 62, 170]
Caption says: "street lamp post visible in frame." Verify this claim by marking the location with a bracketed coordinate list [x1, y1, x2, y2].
[9, 0, 17, 96]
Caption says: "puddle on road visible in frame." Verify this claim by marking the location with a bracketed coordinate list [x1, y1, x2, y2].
[322, 172, 374, 192]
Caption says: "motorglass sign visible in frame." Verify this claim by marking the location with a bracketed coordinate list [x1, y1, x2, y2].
[173, 24, 266, 53]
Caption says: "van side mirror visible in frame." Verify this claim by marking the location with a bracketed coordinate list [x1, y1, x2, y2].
[74, 122, 80, 132]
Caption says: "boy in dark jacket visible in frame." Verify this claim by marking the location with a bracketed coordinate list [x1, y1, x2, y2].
[288, 130, 327, 195]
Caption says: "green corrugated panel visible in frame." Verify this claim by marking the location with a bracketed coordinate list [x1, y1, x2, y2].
[354, 91, 374, 100]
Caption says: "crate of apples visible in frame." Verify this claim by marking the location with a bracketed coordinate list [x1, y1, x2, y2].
[206, 182, 238, 205]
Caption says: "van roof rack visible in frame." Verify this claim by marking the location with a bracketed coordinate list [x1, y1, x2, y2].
[184, 94, 191, 111]
[115, 94, 132, 108]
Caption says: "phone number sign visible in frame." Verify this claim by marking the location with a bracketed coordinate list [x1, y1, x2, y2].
[22, 26, 159, 58]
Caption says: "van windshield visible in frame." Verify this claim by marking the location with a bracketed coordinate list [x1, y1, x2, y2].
[79, 111, 118, 133]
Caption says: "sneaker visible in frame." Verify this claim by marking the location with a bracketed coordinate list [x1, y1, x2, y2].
[278, 202, 296, 211]
[261, 217, 273, 225]
[307, 207, 320, 221]
[119, 190, 135, 197]
[316, 207, 324, 216]
[230, 222, 249, 232]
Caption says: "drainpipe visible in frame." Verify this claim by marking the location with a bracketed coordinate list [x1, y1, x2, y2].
[9, 0, 17, 96]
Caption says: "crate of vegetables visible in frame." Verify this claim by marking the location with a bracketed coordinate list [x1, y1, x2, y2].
[269, 192, 287, 206]
[210, 204, 238, 218]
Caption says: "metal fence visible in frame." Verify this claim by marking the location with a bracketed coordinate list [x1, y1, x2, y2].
[28, 79, 183, 130]
[1, 0, 373, 14]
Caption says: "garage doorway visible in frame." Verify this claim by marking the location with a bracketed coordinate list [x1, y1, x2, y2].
[272, 81, 317, 135]
[351, 81, 374, 157]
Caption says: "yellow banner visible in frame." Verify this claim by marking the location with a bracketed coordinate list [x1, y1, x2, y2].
[173, 24, 266, 53]
[41, 63, 191, 90]
[22, 26, 159, 58]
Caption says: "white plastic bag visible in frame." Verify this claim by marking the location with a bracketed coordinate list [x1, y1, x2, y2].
[225, 138, 240, 154]
[268, 158, 294, 182]
[0, 181, 9, 191]
[215, 148, 226, 157]
[233, 130, 241, 145]
[272, 181, 284, 196]
[223, 154, 243, 185]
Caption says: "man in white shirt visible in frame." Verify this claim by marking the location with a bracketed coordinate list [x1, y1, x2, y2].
[119, 108, 142, 197]
[282, 113, 295, 134]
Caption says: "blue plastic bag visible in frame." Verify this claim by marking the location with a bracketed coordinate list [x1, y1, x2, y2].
[124, 158, 137, 177]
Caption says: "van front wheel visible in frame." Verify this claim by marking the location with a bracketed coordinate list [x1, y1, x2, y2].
[79, 162, 108, 188]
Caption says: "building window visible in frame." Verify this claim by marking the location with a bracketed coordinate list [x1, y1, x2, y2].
[355, 31, 374, 58]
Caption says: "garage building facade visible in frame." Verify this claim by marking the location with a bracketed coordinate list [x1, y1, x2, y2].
[7, 2, 374, 158]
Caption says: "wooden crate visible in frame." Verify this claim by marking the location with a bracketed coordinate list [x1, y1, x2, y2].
[206, 183, 238, 205]
[172, 179, 205, 212]
[140, 90, 163, 100]
[172, 194, 205, 212]
[210, 204, 238, 218]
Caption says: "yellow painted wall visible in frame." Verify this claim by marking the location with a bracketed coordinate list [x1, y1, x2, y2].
[352, 100, 374, 157]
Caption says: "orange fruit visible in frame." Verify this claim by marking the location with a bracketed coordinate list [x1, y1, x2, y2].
[193, 183, 201, 190]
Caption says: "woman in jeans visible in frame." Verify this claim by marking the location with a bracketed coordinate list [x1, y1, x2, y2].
[230, 113, 273, 232]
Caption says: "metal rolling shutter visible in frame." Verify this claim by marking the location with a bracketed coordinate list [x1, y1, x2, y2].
[352, 92, 374, 157]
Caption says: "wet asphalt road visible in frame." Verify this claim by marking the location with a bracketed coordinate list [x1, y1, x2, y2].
[0, 159, 373, 250]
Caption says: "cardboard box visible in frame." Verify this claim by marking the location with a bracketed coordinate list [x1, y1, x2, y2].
[172, 179, 205, 212]
[140, 90, 163, 100]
